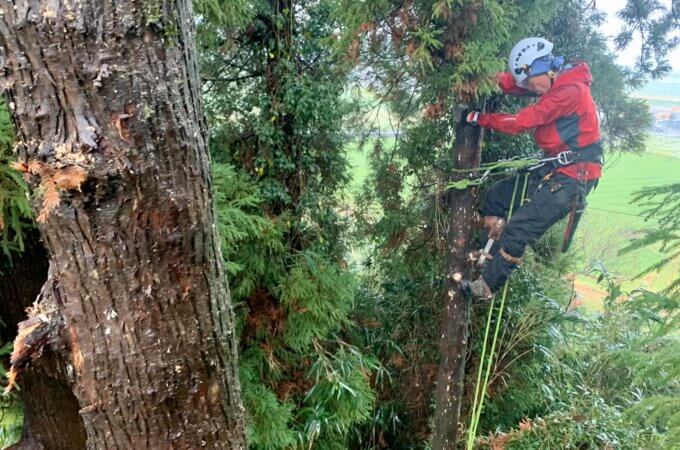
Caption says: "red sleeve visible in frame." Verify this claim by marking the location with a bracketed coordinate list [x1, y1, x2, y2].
[496, 72, 530, 95]
[477, 85, 580, 135]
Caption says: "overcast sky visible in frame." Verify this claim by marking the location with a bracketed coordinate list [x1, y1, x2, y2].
[596, 0, 679, 74]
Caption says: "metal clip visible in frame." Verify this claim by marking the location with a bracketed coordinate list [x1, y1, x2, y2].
[556, 151, 575, 165]
[478, 168, 492, 184]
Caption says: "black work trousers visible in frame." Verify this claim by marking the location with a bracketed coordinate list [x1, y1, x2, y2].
[480, 166, 595, 292]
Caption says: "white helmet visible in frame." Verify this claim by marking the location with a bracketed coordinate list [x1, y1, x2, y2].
[508, 37, 554, 88]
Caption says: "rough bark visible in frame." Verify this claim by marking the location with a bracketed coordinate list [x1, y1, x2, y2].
[10, 331, 88, 450]
[0, 0, 246, 448]
[431, 120, 483, 449]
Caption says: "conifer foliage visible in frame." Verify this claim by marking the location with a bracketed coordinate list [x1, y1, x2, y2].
[622, 182, 680, 296]
[335, 0, 668, 447]
[196, 1, 378, 447]
[333, 0, 560, 445]
[0, 104, 31, 255]
[614, 0, 679, 80]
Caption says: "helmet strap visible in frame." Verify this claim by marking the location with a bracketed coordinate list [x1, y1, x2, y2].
[547, 70, 556, 87]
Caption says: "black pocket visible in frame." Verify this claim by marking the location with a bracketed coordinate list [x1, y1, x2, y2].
[549, 178, 579, 215]
[533, 177, 579, 222]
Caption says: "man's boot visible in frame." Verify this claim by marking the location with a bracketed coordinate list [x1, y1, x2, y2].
[453, 274, 493, 300]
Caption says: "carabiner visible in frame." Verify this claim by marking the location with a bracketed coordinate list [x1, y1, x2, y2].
[557, 151, 574, 166]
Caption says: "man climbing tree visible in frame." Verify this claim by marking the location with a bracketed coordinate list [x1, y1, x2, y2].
[457, 37, 603, 299]
[0, 0, 246, 447]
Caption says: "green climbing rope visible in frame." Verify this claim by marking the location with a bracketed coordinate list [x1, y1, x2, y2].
[465, 172, 530, 450]
[446, 158, 538, 191]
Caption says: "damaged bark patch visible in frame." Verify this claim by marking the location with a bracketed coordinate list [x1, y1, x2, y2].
[9, 161, 28, 173]
[4, 305, 60, 394]
[14, 161, 89, 222]
[67, 323, 85, 374]
[113, 113, 132, 144]
[52, 166, 88, 191]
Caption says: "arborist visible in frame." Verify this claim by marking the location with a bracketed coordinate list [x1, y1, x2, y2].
[458, 37, 603, 300]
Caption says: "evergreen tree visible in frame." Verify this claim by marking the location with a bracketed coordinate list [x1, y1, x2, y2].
[196, 1, 379, 447]
[338, 0, 659, 447]
[614, 0, 680, 80]
[0, 103, 31, 255]
[0, 0, 247, 446]
[621, 182, 680, 296]
[335, 0, 560, 446]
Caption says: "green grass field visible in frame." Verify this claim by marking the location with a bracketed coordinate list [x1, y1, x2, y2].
[646, 133, 680, 158]
[346, 140, 372, 192]
[345, 138, 397, 193]
[571, 135, 680, 296]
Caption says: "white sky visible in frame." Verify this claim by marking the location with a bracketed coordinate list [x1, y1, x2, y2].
[596, 0, 680, 74]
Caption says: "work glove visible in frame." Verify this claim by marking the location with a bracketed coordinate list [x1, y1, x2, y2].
[465, 110, 480, 125]
[496, 72, 517, 91]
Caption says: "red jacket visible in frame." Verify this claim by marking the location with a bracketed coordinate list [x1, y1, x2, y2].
[478, 64, 602, 180]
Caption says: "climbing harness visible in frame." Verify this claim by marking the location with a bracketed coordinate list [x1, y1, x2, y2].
[446, 145, 600, 191]
[527, 143, 602, 170]
[448, 144, 600, 254]
[465, 172, 529, 450]
[526, 150, 578, 170]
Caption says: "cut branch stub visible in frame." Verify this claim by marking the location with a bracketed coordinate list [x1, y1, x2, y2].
[5, 300, 61, 394]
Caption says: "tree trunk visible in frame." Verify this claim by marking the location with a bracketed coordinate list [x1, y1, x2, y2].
[10, 343, 88, 450]
[0, 229, 85, 450]
[431, 120, 483, 449]
[0, 0, 246, 448]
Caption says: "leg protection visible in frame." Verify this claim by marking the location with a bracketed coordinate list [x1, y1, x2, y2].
[483, 174, 580, 291]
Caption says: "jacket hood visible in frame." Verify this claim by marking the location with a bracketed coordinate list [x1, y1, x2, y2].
[554, 63, 593, 88]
